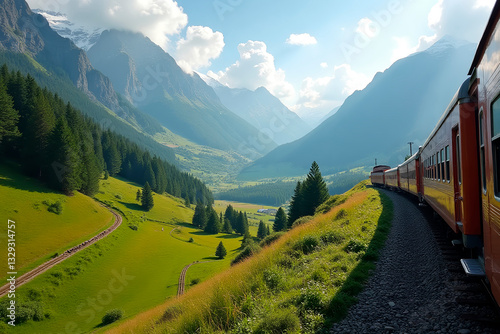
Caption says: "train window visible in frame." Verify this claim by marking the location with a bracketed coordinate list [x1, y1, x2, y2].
[480, 109, 486, 191]
[441, 149, 445, 182]
[445, 146, 450, 182]
[456, 135, 461, 184]
[491, 99, 500, 196]
[437, 152, 440, 180]
[432, 155, 435, 179]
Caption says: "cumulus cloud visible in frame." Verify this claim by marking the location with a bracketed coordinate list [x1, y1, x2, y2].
[175, 26, 225, 74]
[415, 0, 494, 51]
[26, 0, 188, 50]
[209, 40, 295, 99]
[286, 33, 318, 46]
[294, 64, 370, 114]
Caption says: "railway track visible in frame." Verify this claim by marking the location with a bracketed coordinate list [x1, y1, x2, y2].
[0, 206, 122, 297]
[177, 260, 217, 297]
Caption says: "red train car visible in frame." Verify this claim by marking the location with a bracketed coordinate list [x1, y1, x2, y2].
[419, 78, 481, 241]
[399, 152, 421, 198]
[384, 167, 399, 189]
[370, 165, 390, 186]
[468, 0, 500, 304]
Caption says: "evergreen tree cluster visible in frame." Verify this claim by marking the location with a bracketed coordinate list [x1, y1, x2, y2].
[191, 203, 250, 236]
[0, 64, 213, 203]
[288, 161, 330, 226]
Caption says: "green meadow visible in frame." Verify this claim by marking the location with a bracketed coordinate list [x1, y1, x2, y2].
[0, 168, 243, 333]
[0, 162, 113, 280]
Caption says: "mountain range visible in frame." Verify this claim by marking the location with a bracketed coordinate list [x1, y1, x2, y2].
[239, 37, 477, 180]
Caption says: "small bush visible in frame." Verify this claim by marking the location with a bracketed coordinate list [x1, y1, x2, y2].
[343, 240, 367, 253]
[231, 243, 261, 265]
[102, 309, 123, 325]
[128, 224, 138, 231]
[190, 278, 200, 286]
[315, 194, 347, 214]
[114, 194, 122, 199]
[259, 232, 285, 247]
[188, 237, 194, 243]
[254, 307, 301, 333]
[294, 235, 321, 254]
[335, 209, 347, 220]
[320, 230, 345, 245]
[291, 216, 313, 228]
[263, 268, 283, 291]
[45, 200, 64, 215]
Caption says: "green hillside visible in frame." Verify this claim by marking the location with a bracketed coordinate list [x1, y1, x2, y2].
[0, 162, 113, 280]
[106, 181, 393, 333]
[0, 173, 243, 333]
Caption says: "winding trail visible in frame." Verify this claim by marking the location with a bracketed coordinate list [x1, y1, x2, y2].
[0, 206, 122, 297]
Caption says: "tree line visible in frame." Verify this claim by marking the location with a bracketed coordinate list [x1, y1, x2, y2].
[215, 181, 295, 207]
[0, 64, 213, 204]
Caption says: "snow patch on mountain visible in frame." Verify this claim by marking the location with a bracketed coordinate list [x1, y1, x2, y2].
[32, 9, 103, 50]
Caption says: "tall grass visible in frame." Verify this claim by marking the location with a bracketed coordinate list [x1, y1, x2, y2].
[107, 181, 393, 333]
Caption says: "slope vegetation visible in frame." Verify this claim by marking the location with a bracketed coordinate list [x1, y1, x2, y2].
[106, 181, 393, 333]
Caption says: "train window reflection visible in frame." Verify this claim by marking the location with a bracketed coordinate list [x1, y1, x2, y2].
[445, 146, 450, 182]
[480, 110, 486, 190]
[492, 99, 500, 196]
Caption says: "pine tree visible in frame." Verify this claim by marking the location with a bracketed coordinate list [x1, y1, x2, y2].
[204, 205, 220, 234]
[48, 118, 82, 195]
[215, 241, 227, 259]
[302, 161, 329, 216]
[267, 225, 271, 236]
[141, 182, 154, 211]
[222, 218, 233, 234]
[192, 202, 207, 229]
[287, 181, 304, 227]
[241, 230, 252, 248]
[257, 220, 267, 239]
[0, 82, 20, 145]
[273, 207, 288, 232]
[184, 195, 191, 207]
[136, 189, 142, 202]
[224, 205, 236, 226]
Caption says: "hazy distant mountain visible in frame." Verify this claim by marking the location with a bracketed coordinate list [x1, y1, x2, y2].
[202, 78, 311, 145]
[87, 30, 276, 157]
[239, 36, 477, 180]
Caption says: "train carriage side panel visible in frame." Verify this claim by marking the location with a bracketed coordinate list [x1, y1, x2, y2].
[469, 1, 500, 305]
[385, 167, 399, 189]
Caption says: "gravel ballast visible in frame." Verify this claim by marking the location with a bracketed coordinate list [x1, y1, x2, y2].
[330, 189, 500, 334]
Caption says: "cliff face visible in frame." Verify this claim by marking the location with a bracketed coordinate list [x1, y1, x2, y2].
[0, 0, 120, 110]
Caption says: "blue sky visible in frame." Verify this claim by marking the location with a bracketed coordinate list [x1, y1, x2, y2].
[27, 0, 495, 121]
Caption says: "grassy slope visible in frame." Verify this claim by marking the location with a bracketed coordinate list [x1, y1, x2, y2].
[0, 162, 113, 281]
[2, 174, 243, 333]
[106, 180, 394, 333]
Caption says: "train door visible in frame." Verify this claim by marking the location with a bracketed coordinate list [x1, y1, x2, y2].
[452, 127, 463, 224]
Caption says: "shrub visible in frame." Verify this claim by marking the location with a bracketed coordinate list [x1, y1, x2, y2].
[315, 194, 347, 214]
[335, 208, 347, 220]
[190, 278, 200, 286]
[128, 224, 138, 231]
[254, 307, 301, 333]
[46, 200, 64, 215]
[293, 235, 321, 255]
[343, 240, 367, 253]
[259, 232, 285, 247]
[320, 230, 345, 245]
[188, 237, 194, 243]
[263, 268, 283, 291]
[102, 309, 123, 325]
[291, 216, 313, 228]
[231, 243, 261, 265]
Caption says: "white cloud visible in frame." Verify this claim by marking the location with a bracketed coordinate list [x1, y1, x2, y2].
[210, 40, 295, 99]
[26, 0, 188, 50]
[286, 33, 318, 46]
[320, 62, 328, 68]
[415, 0, 494, 51]
[356, 18, 379, 39]
[293, 64, 370, 115]
[175, 26, 225, 74]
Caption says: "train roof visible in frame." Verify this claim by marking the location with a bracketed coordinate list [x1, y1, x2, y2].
[372, 165, 391, 173]
[469, 1, 500, 75]
[421, 78, 471, 151]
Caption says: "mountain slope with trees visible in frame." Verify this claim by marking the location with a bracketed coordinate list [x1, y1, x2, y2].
[0, 65, 213, 203]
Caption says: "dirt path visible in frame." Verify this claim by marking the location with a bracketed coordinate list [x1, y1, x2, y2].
[0, 206, 122, 297]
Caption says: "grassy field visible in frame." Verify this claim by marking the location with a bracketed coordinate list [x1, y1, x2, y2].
[106, 180, 394, 333]
[0, 162, 114, 281]
[214, 200, 278, 235]
[0, 173, 243, 333]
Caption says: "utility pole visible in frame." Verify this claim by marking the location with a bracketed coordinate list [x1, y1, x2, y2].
[375, 158, 377, 166]
[408, 142, 414, 156]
